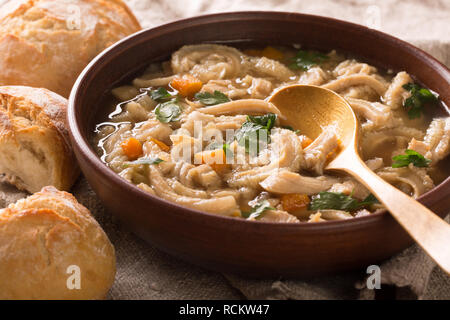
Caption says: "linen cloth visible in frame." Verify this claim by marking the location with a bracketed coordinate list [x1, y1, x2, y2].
[1, 0, 449, 300]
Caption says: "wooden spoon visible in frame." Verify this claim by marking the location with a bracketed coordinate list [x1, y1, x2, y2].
[269, 84, 450, 274]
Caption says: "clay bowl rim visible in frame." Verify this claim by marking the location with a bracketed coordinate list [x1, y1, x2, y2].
[68, 11, 450, 232]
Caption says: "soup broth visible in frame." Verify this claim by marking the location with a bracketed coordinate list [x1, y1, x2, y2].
[93, 44, 450, 223]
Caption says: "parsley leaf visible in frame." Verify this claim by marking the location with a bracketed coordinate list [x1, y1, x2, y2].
[234, 113, 277, 155]
[195, 90, 231, 106]
[392, 149, 431, 168]
[290, 50, 330, 71]
[241, 200, 275, 219]
[402, 83, 439, 119]
[123, 157, 164, 168]
[247, 113, 277, 131]
[309, 192, 379, 211]
[234, 121, 265, 154]
[155, 100, 181, 123]
[357, 194, 380, 207]
[149, 87, 173, 102]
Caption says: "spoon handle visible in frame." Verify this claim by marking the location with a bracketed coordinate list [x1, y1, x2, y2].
[330, 155, 450, 274]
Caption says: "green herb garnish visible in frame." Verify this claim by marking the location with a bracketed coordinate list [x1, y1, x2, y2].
[149, 87, 173, 102]
[234, 113, 277, 155]
[155, 100, 181, 123]
[357, 194, 380, 207]
[309, 192, 379, 211]
[241, 200, 275, 219]
[195, 90, 231, 106]
[392, 149, 431, 168]
[290, 50, 330, 71]
[247, 113, 277, 131]
[402, 83, 439, 119]
[123, 157, 164, 168]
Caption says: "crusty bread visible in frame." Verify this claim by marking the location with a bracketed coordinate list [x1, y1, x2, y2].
[0, 86, 79, 193]
[0, 186, 116, 300]
[0, 0, 141, 97]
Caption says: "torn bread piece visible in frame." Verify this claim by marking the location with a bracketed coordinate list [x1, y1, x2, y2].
[0, 86, 79, 193]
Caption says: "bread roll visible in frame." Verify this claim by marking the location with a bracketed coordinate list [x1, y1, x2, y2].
[0, 0, 141, 97]
[0, 86, 79, 193]
[0, 186, 116, 300]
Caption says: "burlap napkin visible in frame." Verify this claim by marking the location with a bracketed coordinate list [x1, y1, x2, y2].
[1, 175, 448, 299]
[1, 0, 449, 300]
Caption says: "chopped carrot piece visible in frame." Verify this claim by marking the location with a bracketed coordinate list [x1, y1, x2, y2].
[121, 137, 143, 160]
[243, 49, 263, 57]
[301, 137, 313, 149]
[281, 194, 310, 215]
[231, 210, 241, 217]
[261, 46, 284, 60]
[326, 140, 341, 160]
[195, 149, 230, 173]
[149, 138, 170, 152]
[170, 75, 203, 97]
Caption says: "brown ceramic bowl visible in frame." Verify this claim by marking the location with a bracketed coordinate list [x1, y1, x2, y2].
[68, 11, 450, 277]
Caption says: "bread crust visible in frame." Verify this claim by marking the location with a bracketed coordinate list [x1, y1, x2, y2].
[0, 0, 141, 97]
[0, 85, 79, 193]
[0, 186, 116, 300]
